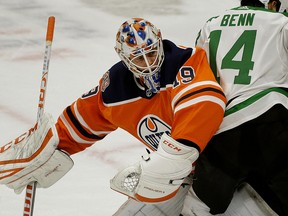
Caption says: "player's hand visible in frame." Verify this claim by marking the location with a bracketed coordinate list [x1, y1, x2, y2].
[110, 133, 199, 203]
[0, 113, 73, 194]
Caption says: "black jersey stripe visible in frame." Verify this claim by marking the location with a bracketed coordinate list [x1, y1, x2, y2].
[174, 87, 225, 107]
[66, 106, 101, 140]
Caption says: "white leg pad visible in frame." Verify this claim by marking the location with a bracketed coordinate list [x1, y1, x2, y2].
[113, 184, 190, 216]
[181, 183, 278, 216]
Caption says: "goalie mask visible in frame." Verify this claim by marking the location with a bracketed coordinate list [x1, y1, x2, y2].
[115, 18, 164, 94]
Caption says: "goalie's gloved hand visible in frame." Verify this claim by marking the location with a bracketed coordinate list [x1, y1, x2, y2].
[110, 133, 199, 203]
[0, 113, 73, 194]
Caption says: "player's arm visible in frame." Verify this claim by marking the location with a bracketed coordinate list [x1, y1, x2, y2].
[171, 47, 226, 151]
[51, 72, 118, 155]
[283, 22, 288, 57]
[195, 20, 214, 63]
[0, 79, 117, 193]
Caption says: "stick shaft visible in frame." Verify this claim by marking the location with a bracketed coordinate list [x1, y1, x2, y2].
[23, 16, 55, 216]
[37, 16, 55, 122]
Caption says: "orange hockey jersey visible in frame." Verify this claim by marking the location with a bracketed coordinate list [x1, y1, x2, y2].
[56, 40, 226, 155]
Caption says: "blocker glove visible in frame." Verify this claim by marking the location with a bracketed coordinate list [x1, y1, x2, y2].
[110, 133, 199, 203]
[0, 113, 73, 194]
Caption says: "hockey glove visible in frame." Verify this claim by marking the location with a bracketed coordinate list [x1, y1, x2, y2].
[0, 113, 73, 194]
[110, 133, 199, 203]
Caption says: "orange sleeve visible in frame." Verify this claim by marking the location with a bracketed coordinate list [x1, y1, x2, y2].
[56, 80, 118, 155]
[170, 47, 226, 151]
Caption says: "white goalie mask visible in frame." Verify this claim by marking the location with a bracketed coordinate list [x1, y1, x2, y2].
[115, 18, 164, 94]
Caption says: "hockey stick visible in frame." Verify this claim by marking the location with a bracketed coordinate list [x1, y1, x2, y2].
[23, 16, 55, 216]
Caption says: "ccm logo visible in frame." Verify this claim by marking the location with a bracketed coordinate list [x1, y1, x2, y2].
[163, 140, 182, 152]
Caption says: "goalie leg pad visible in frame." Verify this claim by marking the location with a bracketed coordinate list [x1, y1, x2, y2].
[181, 183, 278, 216]
[114, 183, 190, 216]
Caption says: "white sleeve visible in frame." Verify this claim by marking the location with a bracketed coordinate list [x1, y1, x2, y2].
[283, 22, 288, 52]
[195, 23, 210, 59]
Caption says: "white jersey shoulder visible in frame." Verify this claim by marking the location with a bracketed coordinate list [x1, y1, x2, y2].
[197, 7, 288, 133]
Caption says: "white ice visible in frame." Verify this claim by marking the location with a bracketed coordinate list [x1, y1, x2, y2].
[0, 0, 239, 215]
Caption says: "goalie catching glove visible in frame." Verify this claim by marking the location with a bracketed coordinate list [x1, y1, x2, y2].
[110, 133, 199, 203]
[0, 113, 73, 194]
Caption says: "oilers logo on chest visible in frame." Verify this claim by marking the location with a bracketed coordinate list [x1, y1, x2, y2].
[137, 115, 171, 150]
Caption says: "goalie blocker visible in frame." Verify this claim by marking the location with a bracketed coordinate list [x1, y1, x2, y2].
[0, 113, 73, 194]
[110, 133, 199, 203]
